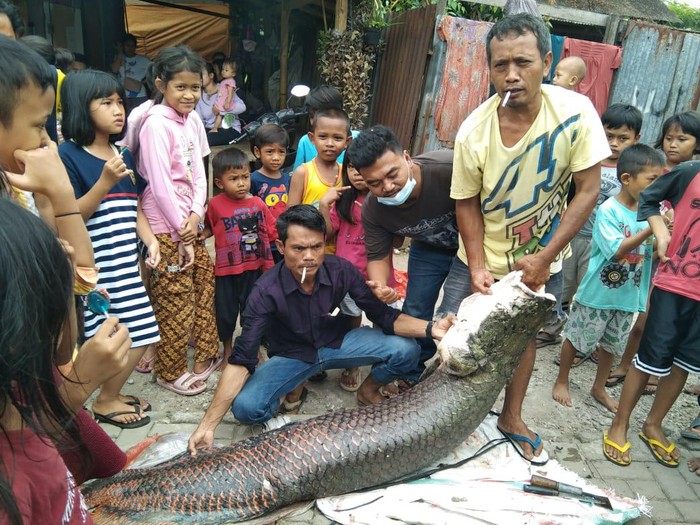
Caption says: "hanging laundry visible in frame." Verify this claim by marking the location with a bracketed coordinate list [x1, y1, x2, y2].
[435, 16, 492, 146]
[563, 38, 622, 116]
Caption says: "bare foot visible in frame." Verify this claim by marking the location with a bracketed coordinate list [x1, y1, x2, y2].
[552, 380, 573, 407]
[604, 425, 630, 464]
[689, 457, 700, 475]
[641, 423, 681, 463]
[591, 388, 618, 413]
[684, 382, 700, 396]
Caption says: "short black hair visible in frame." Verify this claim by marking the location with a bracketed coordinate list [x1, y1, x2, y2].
[276, 204, 326, 244]
[54, 47, 74, 71]
[143, 62, 157, 99]
[60, 70, 126, 146]
[0, 35, 54, 127]
[252, 123, 289, 151]
[304, 84, 343, 112]
[655, 111, 700, 150]
[20, 35, 55, 65]
[601, 104, 643, 135]
[312, 107, 350, 136]
[486, 13, 551, 65]
[617, 143, 665, 181]
[222, 57, 238, 69]
[122, 33, 137, 45]
[212, 147, 249, 179]
[0, 0, 24, 37]
[203, 61, 215, 78]
[346, 125, 403, 170]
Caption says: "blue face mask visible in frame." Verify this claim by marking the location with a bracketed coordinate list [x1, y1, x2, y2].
[377, 174, 416, 206]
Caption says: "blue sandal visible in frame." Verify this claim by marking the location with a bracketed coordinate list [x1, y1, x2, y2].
[681, 415, 700, 441]
[498, 427, 550, 465]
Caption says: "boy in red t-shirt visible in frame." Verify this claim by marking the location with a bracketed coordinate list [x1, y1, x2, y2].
[204, 148, 278, 364]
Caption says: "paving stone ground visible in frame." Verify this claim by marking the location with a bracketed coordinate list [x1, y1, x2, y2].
[99, 248, 700, 524]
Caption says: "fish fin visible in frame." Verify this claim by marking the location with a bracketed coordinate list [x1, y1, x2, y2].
[420, 356, 441, 381]
[124, 434, 160, 468]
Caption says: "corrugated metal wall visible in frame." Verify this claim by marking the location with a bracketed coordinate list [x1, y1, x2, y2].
[609, 21, 700, 145]
[370, 5, 437, 150]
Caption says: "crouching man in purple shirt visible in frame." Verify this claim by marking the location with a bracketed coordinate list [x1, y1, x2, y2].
[189, 205, 454, 454]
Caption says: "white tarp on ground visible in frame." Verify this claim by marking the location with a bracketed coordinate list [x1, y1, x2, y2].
[316, 413, 649, 525]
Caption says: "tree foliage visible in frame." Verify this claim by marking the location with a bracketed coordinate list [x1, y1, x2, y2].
[666, 1, 700, 32]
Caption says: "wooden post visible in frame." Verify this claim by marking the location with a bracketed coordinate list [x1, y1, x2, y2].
[279, 0, 289, 109]
[434, 0, 447, 16]
[335, 0, 348, 32]
[603, 15, 621, 45]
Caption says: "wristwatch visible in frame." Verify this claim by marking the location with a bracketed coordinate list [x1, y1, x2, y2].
[425, 320, 434, 339]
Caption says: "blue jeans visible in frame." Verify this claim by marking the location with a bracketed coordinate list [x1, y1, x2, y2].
[402, 241, 456, 378]
[232, 327, 420, 424]
[436, 258, 565, 327]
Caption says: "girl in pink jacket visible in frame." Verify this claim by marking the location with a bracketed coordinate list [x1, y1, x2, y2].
[139, 45, 221, 396]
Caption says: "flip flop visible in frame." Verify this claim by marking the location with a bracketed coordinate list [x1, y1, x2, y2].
[281, 387, 308, 414]
[536, 332, 562, 348]
[605, 374, 626, 388]
[498, 427, 549, 466]
[191, 356, 224, 383]
[554, 351, 590, 368]
[135, 353, 156, 374]
[603, 430, 631, 466]
[94, 407, 151, 429]
[639, 432, 679, 468]
[122, 395, 152, 412]
[339, 368, 362, 392]
[680, 415, 700, 441]
[156, 372, 207, 396]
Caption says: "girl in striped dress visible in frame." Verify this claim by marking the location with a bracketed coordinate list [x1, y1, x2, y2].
[59, 70, 160, 429]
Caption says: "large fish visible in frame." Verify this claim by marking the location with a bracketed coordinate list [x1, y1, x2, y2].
[84, 271, 554, 524]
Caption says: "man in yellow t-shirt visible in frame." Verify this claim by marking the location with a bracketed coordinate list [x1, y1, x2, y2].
[437, 13, 609, 465]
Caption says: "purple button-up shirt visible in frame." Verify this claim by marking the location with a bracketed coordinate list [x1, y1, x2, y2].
[230, 255, 403, 373]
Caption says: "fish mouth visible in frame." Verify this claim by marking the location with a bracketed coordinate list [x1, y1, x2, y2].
[436, 271, 555, 377]
[500, 271, 554, 300]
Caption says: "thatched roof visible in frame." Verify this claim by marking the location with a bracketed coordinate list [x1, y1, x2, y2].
[539, 0, 680, 24]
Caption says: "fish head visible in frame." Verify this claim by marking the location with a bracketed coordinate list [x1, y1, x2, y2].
[437, 271, 555, 377]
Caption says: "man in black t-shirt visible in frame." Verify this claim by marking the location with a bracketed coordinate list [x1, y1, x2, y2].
[346, 126, 457, 381]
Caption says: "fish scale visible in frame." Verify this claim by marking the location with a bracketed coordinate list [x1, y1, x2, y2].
[84, 275, 554, 524]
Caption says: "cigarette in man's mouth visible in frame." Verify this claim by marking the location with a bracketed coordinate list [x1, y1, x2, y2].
[501, 90, 511, 107]
[301, 267, 307, 284]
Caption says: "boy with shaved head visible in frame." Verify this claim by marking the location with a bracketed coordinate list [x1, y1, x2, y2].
[553, 56, 587, 91]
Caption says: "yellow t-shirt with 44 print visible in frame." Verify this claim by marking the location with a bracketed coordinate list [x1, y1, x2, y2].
[451, 84, 611, 279]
